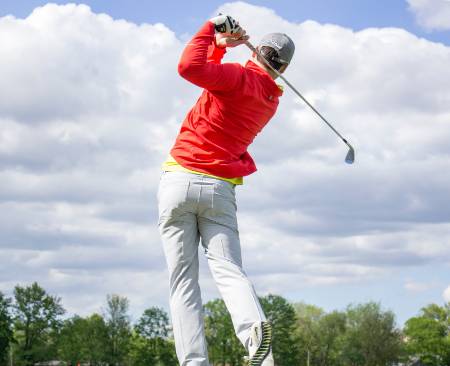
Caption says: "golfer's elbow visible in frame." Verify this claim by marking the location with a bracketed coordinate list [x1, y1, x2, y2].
[178, 62, 206, 83]
[178, 61, 194, 78]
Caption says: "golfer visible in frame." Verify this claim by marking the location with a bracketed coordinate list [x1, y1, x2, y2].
[157, 14, 295, 366]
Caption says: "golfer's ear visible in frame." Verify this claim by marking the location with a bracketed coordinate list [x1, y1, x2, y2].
[279, 64, 288, 74]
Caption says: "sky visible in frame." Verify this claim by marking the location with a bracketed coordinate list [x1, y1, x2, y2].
[1, 0, 450, 45]
[0, 0, 449, 327]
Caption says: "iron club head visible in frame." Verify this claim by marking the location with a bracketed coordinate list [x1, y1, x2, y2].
[345, 145, 355, 164]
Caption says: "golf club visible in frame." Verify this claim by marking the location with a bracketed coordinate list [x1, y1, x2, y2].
[245, 40, 355, 164]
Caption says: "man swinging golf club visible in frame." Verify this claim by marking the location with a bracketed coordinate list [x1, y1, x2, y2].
[157, 14, 295, 366]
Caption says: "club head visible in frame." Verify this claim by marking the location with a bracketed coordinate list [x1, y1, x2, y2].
[345, 145, 355, 164]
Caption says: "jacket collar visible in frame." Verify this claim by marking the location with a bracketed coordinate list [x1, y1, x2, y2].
[245, 60, 284, 97]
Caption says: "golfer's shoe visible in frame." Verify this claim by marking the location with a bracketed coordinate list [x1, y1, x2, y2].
[246, 321, 274, 366]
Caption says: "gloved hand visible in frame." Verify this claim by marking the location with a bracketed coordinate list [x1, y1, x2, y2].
[210, 14, 242, 36]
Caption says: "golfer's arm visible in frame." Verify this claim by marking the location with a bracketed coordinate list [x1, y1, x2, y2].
[207, 39, 226, 64]
[178, 21, 241, 91]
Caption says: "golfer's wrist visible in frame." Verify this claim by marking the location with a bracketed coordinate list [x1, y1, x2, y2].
[214, 35, 227, 49]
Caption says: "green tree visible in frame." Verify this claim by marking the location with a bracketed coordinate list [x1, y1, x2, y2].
[314, 311, 346, 366]
[130, 307, 176, 366]
[421, 303, 449, 324]
[0, 292, 14, 364]
[13, 282, 65, 366]
[57, 313, 110, 365]
[294, 303, 346, 366]
[128, 333, 157, 366]
[404, 302, 450, 366]
[260, 294, 300, 366]
[341, 302, 402, 366]
[104, 294, 132, 366]
[294, 302, 325, 366]
[204, 299, 246, 366]
[135, 307, 170, 339]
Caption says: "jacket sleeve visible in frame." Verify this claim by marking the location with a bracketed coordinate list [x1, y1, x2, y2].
[177, 21, 243, 91]
[207, 39, 226, 64]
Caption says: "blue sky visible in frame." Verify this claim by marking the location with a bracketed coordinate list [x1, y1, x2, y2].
[1, 0, 449, 44]
[0, 0, 449, 328]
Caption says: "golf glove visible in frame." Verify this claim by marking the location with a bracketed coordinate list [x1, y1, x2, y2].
[210, 14, 242, 36]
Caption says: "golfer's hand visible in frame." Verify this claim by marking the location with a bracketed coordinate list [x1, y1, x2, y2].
[210, 14, 242, 36]
[215, 31, 249, 48]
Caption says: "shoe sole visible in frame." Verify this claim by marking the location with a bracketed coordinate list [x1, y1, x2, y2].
[248, 321, 272, 366]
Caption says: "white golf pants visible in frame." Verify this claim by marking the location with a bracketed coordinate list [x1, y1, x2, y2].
[157, 171, 266, 366]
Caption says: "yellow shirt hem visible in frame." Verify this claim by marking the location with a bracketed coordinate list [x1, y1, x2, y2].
[161, 155, 243, 185]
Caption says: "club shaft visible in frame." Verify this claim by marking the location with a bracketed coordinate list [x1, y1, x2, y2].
[245, 41, 351, 147]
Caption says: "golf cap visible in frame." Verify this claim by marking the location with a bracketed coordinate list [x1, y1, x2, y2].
[258, 33, 295, 65]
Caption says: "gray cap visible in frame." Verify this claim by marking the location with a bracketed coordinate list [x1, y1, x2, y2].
[258, 33, 295, 65]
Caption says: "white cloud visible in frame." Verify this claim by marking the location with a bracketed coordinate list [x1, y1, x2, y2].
[404, 281, 437, 292]
[407, 0, 450, 31]
[443, 285, 450, 302]
[1, 2, 450, 318]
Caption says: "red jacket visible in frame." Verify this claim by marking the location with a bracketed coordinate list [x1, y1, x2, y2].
[170, 21, 283, 178]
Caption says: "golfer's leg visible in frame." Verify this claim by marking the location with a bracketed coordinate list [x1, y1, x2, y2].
[198, 180, 266, 349]
[158, 173, 209, 366]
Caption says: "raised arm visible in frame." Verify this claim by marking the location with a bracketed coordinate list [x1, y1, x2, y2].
[177, 16, 249, 91]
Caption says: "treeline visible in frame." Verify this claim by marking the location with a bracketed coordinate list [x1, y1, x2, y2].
[0, 282, 449, 366]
